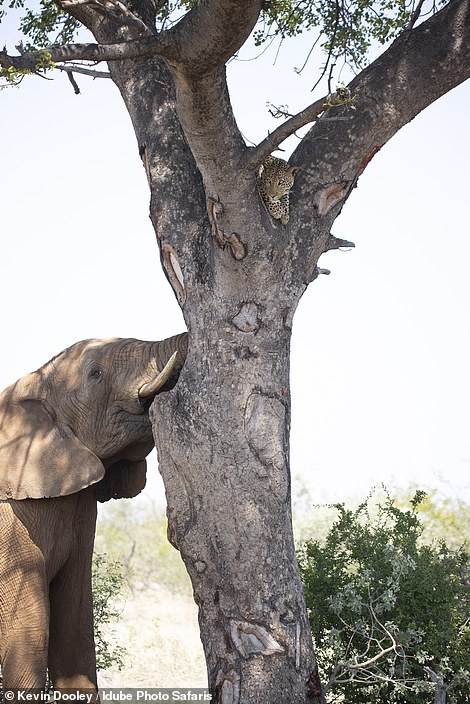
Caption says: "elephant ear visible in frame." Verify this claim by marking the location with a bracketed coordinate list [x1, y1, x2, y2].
[94, 459, 147, 503]
[0, 375, 105, 500]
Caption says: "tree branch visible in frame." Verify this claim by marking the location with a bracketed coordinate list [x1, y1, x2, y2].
[61, 0, 151, 33]
[162, 0, 262, 73]
[171, 65, 247, 199]
[66, 69, 81, 93]
[292, 0, 470, 193]
[245, 88, 357, 168]
[58, 0, 262, 72]
[0, 35, 174, 72]
[406, 0, 427, 29]
[56, 63, 111, 79]
[246, 95, 328, 167]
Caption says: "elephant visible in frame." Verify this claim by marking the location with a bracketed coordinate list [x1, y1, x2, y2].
[0, 332, 187, 693]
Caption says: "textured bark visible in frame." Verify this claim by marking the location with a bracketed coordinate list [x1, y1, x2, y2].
[11, 0, 468, 700]
[152, 309, 316, 701]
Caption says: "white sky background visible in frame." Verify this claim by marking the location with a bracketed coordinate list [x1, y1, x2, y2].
[1, 13, 469, 508]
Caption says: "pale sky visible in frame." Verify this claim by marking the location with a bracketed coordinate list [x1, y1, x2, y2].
[1, 14, 469, 506]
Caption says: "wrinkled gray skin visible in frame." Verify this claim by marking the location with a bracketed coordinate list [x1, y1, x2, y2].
[0, 333, 187, 693]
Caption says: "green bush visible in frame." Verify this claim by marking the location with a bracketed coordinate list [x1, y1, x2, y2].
[298, 490, 470, 703]
[92, 553, 126, 672]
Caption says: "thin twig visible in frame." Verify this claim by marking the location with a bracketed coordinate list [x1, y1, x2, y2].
[66, 70, 80, 93]
[312, 0, 340, 92]
[295, 34, 321, 75]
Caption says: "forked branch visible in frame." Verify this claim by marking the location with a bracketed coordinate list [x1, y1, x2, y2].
[160, 0, 262, 73]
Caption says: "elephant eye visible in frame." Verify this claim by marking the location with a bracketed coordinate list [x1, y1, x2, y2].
[89, 368, 103, 381]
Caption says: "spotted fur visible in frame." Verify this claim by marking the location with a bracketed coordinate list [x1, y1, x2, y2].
[257, 156, 298, 225]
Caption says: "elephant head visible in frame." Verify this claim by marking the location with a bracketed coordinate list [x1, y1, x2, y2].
[0, 332, 188, 502]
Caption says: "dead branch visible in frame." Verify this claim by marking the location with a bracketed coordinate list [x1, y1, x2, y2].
[56, 63, 111, 79]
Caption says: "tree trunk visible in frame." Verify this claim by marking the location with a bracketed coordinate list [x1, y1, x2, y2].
[152, 282, 322, 702]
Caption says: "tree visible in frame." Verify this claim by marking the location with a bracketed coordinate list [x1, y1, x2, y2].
[1, 2, 469, 701]
[298, 491, 470, 703]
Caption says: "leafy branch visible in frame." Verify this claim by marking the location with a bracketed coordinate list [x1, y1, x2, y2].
[255, 0, 438, 74]
[0, 33, 171, 76]
[0, 46, 55, 85]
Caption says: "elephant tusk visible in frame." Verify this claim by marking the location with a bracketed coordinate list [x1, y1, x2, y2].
[138, 351, 179, 398]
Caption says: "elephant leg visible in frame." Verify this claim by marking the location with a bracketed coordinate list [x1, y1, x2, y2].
[47, 540, 98, 691]
[0, 503, 49, 690]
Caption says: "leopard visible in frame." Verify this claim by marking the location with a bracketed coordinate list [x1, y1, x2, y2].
[257, 155, 299, 225]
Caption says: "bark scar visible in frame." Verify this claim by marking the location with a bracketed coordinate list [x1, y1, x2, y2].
[314, 181, 349, 215]
[306, 664, 324, 699]
[357, 144, 383, 177]
[244, 393, 286, 473]
[207, 196, 225, 247]
[244, 392, 289, 499]
[216, 668, 241, 704]
[207, 197, 247, 260]
[162, 243, 186, 305]
[229, 619, 284, 658]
